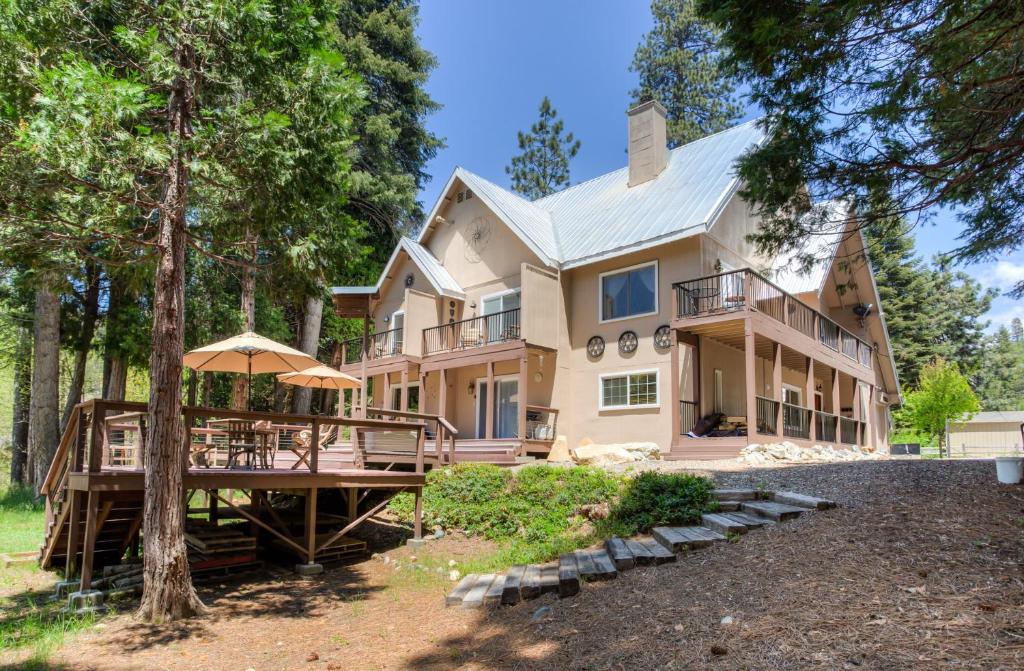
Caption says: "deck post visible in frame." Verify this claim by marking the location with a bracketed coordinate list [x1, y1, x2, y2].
[208, 489, 219, 524]
[347, 487, 358, 522]
[79, 490, 99, 592]
[438, 367, 447, 420]
[806, 357, 817, 441]
[64, 489, 82, 578]
[400, 368, 409, 412]
[296, 487, 323, 575]
[360, 315, 369, 419]
[413, 486, 423, 541]
[670, 332, 681, 436]
[383, 372, 392, 410]
[518, 354, 528, 451]
[88, 401, 104, 472]
[309, 419, 320, 473]
[773, 342, 783, 438]
[485, 360, 495, 440]
[695, 335, 705, 416]
[831, 368, 840, 416]
[744, 321, 757, 441]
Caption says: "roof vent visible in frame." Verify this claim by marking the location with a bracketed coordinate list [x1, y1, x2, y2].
[627, 100, 669, 187]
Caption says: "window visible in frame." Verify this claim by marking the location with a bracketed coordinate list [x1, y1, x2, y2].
[599, 370, 659, 410]
[599, 262, 657, 322]
[481, 289, 521, 342]
[782, 384, 802, 406]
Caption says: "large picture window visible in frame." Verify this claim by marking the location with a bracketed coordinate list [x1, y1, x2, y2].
[599, 261, 657, 322]
[599, 370, 659, 410]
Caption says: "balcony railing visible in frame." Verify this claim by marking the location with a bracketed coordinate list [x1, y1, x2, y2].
[782, 402, 812, 440]
[815, 411, 838, 442]
[341, 327, 404, 365]
[839, 416, 860, 445]
[525, 405, 559, 442]
[755, 395, 779, 435]
[423, 308, 521, 355]
[673, 269, 873, 368]
[679, 400, 699, 435]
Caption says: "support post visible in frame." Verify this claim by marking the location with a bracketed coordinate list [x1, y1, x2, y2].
[518, 354, 528, 448]
[438, 367, 448, 420]
[773, 342, 783, 438]
[400, 368, 409, 412]
[670, 332, 681, 436]
[309, 418, 320, 473]
[79, 490, 99, 591]
[744, 321, 757, 440]
[485, 360, 495, 440]
[831, 368, 840, 416]
[413, 487, 423, 542]
[347, 487, 358, 522]
[806, 357, 816, 441]
[65, 490, 81, 578]
[696, 335, 705, 416]
[360, 315, 369, 419]
[297, 487, 321, 575]
[383, 372, 392, 410]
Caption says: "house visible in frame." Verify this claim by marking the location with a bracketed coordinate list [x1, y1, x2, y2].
[331, 101, 902, 462]
[947, 411, 1024, 457]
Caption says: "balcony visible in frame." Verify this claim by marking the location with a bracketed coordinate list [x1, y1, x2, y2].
[673, 269, 874, 369]
[422, 308, 521, 355]
[341, 327, 403, 365]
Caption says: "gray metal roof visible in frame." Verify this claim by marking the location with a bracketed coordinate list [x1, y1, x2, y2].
[537, 118, 768, 267]
[770, 199, 852, 294]
[331, 237, 465, 300]
[954, 411, 1024, 424]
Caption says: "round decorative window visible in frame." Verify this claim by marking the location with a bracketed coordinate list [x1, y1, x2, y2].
[404, 272, 415, 288]
[587, 335, 605, 358]
[654, 324, 672, 350]
[618, 330, 639, 354]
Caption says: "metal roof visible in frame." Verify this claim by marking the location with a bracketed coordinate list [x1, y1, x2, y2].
[953, 411, 1024, 424]
[770, 199, 852, 294]
[331, 237, 465, 300]
[536, 118, 768, 268]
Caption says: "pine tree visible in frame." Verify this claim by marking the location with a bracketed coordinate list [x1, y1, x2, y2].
[1012, 318, 1024, 343]
[506, 97, 581, 200]
[931, 257, 996, 380]
[976, 327, 1024, 411]
[631, 0, 742, 147]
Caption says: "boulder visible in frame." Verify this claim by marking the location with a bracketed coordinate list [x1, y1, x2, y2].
[616, 442, 663, 461]
[547, 435, 572, 463]
[571, 444, 636, 466]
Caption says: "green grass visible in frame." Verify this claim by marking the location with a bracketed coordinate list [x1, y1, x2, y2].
[0, 485, 45, 554]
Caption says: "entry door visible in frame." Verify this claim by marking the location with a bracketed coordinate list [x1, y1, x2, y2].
[476, 378, 519, 438]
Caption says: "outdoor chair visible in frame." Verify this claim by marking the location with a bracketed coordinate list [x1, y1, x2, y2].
[288, 424, 339, 470]
[226, 420, 257, 469]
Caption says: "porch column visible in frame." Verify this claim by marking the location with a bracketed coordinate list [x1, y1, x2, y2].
[400, 368, 409, 412]
[696, 335, 705, 416]
[304, 488, 318, 565]
[670, 332, 681, 437]
[744, 321, 757, 440]
[485, 360, 495, 439]
[439, 367, 448, 420]
[360, 315, 369, 418]
[773, 342, 783, 439]
[806, 357, 817, 441]
[831, 368, 840, 416]
[518, 354, 528, 449]
[383, 372, 392, 410]
[852, 379, 862, 445]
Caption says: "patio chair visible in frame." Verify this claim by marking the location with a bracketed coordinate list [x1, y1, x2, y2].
[226, 420, 257, 469]
[289, 424, 339, 470]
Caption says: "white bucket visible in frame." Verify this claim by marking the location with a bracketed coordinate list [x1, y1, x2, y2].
[995, 457, 1023, 484]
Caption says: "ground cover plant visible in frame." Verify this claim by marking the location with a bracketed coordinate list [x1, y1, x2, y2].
[389, 464, 717, 571]
[0, 485, 45, 554]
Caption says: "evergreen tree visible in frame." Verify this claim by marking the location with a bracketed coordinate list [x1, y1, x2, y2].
[931, 257, 996, 380]
[1012, 318, 1024, 343]
[976, 327, 1024, 411]
[699, 1, 1024, 289]
[506, 97, 581, 200]
[631, 0, 742, 147]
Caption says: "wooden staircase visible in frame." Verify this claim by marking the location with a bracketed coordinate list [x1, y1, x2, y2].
[446, 489, 836, 608]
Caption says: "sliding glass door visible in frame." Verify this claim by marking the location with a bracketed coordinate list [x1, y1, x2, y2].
[475, 377, 519, 439]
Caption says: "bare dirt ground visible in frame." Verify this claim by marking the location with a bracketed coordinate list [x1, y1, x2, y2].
[8, 459, 1024, 670]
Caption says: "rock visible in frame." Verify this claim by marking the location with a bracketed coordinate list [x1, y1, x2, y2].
[530, 605, 553, 622]
[449, 569, 461, 581]
[578, 437, 594, 447]
[617, 442, 663, 461]
[740, 441, 875, 464]
[721, 616, 734, 625]
[571, 444, 636, 466]
[547, 435, 572, 462]
[307, 653, 319, 662]
[577, 501, 611, 521]
[433, 528, 445, 539]
[448, 559, 457, 567]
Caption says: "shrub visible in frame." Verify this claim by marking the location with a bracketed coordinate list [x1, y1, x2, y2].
[605, 471, 716, 534]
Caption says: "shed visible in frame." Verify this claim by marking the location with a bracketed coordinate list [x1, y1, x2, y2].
[946, 411, 1024, 457]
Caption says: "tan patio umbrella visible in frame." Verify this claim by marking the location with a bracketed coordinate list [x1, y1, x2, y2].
[276, 365, 361, 390]
[184, 331, 321, 410]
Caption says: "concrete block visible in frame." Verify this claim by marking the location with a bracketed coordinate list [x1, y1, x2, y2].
[405, 538, 427, 549]
[49, 580, 80, 603]
[65, 589, 106, 614]
[294, 563, 324, 576]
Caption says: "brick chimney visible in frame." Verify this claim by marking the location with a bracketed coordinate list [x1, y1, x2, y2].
[627, 100, 669, 187]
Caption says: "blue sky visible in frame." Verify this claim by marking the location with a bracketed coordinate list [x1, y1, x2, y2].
[414, 0, 1023, 331]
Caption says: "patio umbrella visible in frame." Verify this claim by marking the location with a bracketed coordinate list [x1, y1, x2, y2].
[183, 331, 321, 410]
[276, 365, 361, 391]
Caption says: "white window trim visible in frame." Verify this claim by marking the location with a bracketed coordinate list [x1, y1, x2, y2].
[598, 260, 659, 324]
[391, 309, 405, 328]
[598, 368, 661, 411]
[781, 383, 803, 406]
[479, 287, 521, 314]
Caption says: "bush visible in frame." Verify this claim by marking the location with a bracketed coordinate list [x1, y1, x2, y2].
[604, 471, 716, 534]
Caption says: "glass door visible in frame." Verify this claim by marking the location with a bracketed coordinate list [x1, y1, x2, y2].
[475, 377, 519, 438]
[482, 290, 521, 343]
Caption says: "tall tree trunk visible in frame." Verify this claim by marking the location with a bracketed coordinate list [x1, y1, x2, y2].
[272, 379, 288, 413]
[186, 369, 197, 407]
[202, 371, 212, 407]
[27, 279, 60, 490]
[10, 325, 31, 484]
[103, 273, 129, 401]
[137, 42, 204, 623]
[231, 231, 257, 410]
[106, 358, 128, 401]
[291, 294, 323, 415]
[61, 262, 101, 433]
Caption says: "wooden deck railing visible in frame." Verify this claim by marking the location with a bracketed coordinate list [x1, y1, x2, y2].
[756, 395, 779, 435]
[422, 308, 521, 355]
[782, 402, 812, 440]
[524, 405, 559, 442]
[815, 411, 838, 443]
[341, 327, 404, 365]
[673, 269, 874, 369]
[679, 400, 699, 435]
[364, 407, 459, 465]
[839, 416, 860, 445]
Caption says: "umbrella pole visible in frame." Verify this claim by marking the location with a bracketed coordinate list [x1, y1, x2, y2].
[247, 355, 253, 412]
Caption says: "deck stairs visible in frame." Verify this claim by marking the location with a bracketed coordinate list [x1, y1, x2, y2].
[39, 490, 144, 573]
[446, 489, 836, 608]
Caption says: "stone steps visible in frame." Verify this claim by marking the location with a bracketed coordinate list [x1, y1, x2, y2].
[444, 488, 834, 608]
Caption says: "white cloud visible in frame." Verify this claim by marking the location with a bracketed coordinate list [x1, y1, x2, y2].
[992, 259, 1024, 289]
[987, 302, 1024, 332]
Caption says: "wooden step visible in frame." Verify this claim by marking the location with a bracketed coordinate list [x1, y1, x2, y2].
[462, 574, 497, 609]
[770, 491, 836, 510]
[605, 537, 635, 571]
[520, 564, 542, 600]
[713, 488, 760, 501]
[572, 549, 617, 581]
[741, 501, 811, 521]
[654, 526, 727, 551]
[721, 511, 771, 529]
[636, 537, 677, 563]
[624, 538, 657, 566]
[484, 575, 506, 605]
[539, 564, 560, 595]
[558, 554, 580, 597]
[701, 513, 749, 536]
[502, 565, 525, 605]
[716, 501, 741, 512]
[446, 574, 478, 607]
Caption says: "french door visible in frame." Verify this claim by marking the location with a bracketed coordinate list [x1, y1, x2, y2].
[475, 377, 519, 439]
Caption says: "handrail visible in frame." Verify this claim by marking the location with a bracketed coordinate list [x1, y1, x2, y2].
[40, 402, 85, 496]
[525, 404, 559, 414]
[423, 308, 521, 355]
